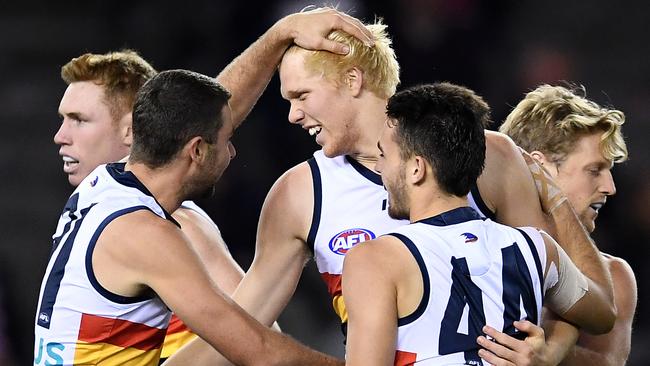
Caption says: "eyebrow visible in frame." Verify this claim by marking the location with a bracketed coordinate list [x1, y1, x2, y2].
[283, 89, 309, 99]
[59, 112, 85, 121]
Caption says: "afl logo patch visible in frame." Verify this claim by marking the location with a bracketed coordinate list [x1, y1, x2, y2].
[329, 228, 376, 255]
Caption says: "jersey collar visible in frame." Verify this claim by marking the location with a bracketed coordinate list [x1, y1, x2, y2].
[105, 162, 180, 228]
[416, 206, 484, 226]
[345, 155, 383, 186]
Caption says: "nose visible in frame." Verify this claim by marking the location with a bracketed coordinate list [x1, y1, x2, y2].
[228, 142, 236, 160]
[53, 120, 70, 145]
[287, 102, 305, 124]
[601, 169, 617, 196]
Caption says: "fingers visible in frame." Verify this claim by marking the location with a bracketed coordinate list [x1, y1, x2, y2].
[332, 12, 374, 46]
[318, 39, 350, 55]
[514, 320, 545, 338]
[477, 346, 514, 366]
[477, 335, 517, 360]
[483, 325, 524, 350]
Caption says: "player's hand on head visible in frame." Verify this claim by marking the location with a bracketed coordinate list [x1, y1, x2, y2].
[281, 7, 374, 55]
[477, 321, 550, 366]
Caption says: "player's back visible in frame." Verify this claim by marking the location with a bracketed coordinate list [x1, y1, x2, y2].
[389, 207, 545, 365]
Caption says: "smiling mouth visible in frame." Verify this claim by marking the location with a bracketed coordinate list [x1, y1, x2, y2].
[62, 156, 79, 172]
[589, 202, 604, 212]
[308, 126, 322, 136]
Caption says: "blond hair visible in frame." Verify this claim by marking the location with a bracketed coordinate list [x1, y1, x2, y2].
[286, 19, 400, 99]
[500, 84, 627, 164]
[61, 50, 157, 120]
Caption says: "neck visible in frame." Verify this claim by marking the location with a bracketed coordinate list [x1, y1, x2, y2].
[347, 95, 388, 169]
[408, 187, 469, 223]
[124, 161, 184, 214]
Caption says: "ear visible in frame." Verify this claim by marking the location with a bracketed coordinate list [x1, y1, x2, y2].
[345, 67, 364, 97]
[410, 156, 427, 185]
[186, 136, 207, 164]
[530, 150, 550, 166]
[118, 112, 133, 147]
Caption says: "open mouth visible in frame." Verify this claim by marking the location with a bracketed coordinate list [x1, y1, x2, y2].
[62, 155, 79, 171]
[308, 126, 322, 136]
[589, 202, 604, 213]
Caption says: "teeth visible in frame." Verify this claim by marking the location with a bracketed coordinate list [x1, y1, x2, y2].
[308, 126, 322, 136]
[62, 156, 78, 163]
[590, 203, 604, 211]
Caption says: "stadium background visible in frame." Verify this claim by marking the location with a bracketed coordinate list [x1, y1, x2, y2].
[1, 0, 648, 364]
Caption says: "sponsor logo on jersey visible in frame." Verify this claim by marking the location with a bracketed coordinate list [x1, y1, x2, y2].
[329, 228, 376, 255]
[90, 176, 99, 187]
[461, 232, 478, 243]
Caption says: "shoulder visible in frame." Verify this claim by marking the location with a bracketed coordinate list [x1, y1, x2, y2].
[104, 209, 183, 250]
[602, 253, 638, 296]
[344, 235, 411, 277]
[258, 161, 314, 241]
[485, 130, 520, 160]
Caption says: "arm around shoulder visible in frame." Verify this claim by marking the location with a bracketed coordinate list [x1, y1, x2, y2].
[541, 232, 616, 335]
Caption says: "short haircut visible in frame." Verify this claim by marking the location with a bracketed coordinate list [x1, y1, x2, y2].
[129, 70, 231, 168]
[61, 50, 157, 121]
[500, 84, 628, 164]
[285, 14, 400, 99]
[386, 82, 489, 197]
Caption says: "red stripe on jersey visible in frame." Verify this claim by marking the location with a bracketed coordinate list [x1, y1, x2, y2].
[320, 272, 342, 297]
[394, 350, 417, 366]
[166, 314, 191, 335]
[77, 313, 166, 351]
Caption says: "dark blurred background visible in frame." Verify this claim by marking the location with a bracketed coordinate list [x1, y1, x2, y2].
[1, 0, 648, 364]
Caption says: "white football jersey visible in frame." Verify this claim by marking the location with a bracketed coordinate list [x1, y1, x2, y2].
[389, 207, 546, 365]
[307, 151, 490, 327]
[34, 163, 173, 365]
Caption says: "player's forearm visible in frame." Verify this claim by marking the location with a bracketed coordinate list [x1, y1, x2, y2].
[550, 202, 615, 310]
[216, 17, 293, 128]
[540, 316, 580, 365]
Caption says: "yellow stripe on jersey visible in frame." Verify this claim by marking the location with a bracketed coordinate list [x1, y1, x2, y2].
[332, 294, 348, 323]
[160, 331, 198, 359]
[74, 341, 162, 365]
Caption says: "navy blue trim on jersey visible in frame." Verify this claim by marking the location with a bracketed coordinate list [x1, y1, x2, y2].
[417, 206, 485, 227]
[86, 206, 156, 304]
[306, 158, 322, 254]
[390, 233, 430, 327]
[345, 156, 383, 186]
[37, 198, 95, 329]
[105, 163, 180, 228]
[470, 185, 496, 220]
[515, 228, 544, 301]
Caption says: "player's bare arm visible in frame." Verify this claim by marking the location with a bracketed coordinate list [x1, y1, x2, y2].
[174, 207, 244, 294]
[539, 231, 615, 335]
[164, 162, 316, 366]
[216, 7, 373, 128]
[559, 255, 637, 366]
[233, 161, 315, 325]
[94, 209, 342, 366]
[476, 135, 614, 365]
[343, 236, 408, 366]
[478, 132, 552, 232]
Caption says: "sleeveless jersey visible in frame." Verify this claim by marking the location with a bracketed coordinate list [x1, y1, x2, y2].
[159, 201, 219, 359]
[389, 207, 546, 365]
[307, 151, 494, 330]
[34, 163, 174, 366]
